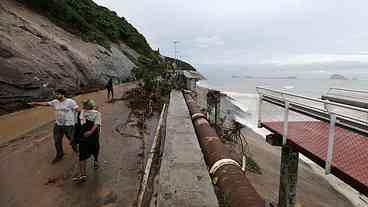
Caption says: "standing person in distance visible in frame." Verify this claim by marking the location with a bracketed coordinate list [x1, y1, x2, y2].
[106, 78, 114, 102]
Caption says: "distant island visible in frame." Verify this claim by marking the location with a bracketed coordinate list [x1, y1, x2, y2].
[330, 74, 348, 80]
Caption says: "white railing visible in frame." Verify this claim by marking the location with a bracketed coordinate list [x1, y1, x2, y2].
[256, 86, 368, 174]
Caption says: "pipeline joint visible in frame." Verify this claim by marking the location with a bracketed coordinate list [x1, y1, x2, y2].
[192, 113, 208, 122]
[209, 158, 241, 175]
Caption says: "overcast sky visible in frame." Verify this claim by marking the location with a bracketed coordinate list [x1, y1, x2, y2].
[94, 0, 368, 77]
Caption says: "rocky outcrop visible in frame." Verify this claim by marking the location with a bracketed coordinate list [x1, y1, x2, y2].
[0, 0, 139, 114]
[330, 74, 348, 80]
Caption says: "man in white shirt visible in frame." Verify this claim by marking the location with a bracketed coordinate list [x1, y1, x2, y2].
[30, 89, 79, 164]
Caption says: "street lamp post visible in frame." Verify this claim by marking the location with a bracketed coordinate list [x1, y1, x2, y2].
[173, 41, 179, 70]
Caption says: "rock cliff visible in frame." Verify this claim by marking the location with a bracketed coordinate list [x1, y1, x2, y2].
[0, 0, 142, 114]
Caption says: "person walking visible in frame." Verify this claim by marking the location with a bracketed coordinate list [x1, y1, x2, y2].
[73, 99, 101, 183]
[29, 89, 79, 164]
[106, 78, 114, 102]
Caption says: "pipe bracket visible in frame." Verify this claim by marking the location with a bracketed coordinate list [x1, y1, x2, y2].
[192, 113, 207, 122]
[209, 158, 241, 175]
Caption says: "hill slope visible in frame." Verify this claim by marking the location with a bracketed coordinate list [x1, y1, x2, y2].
[164, 56, 197, 71]
[0, 0, 152, 114]
[20, 0, 152, 55]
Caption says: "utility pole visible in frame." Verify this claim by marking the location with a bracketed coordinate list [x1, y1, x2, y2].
[173, 41, 179, 70]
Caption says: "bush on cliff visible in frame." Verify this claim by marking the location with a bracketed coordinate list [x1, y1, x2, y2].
[21, 0, 152, 56]
[132, 56, 167, 91]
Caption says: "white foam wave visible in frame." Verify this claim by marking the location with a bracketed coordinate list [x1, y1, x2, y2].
[234, 116, 271, 137]
[224, 91, 258, 98]
[197, 80, 209, 88]
[227, 98, 249, 113]
[222, 92, 271, 137]
[283, 85, 295, 90]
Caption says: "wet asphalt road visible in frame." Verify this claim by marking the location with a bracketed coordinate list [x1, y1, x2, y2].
[0, 83, 156, 207]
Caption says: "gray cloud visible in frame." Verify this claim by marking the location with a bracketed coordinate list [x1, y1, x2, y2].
[94, 0, 368, 75]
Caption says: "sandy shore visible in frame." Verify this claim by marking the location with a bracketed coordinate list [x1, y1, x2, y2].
[196, 86, 362, 207]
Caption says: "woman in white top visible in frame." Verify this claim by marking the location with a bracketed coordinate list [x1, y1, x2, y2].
[72, 99, 101, 183]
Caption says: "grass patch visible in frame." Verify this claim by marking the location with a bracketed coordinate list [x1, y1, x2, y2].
[247, 156, 262, 175]
[214, 186, 232, 207]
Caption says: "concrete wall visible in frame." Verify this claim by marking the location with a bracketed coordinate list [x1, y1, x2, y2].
[158, 90, 219, 207]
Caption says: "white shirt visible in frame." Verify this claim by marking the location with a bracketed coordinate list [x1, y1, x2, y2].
[79, 110, 101, 126]
[48, 98, 79, 126]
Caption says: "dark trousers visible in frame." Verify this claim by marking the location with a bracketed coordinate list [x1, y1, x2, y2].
[107, 88, 114, 100]
[53, 125, 77, 157]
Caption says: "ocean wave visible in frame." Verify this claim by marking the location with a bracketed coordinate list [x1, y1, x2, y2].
[221, 92, 272, 137]
[223, 91, 258, 98]
[197, 80, 209, 88]
[283, 85, 295, 90]
[197, 81, 218, 90]
[225, 97, 249, 113]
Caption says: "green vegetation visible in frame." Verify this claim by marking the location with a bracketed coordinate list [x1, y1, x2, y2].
[165, 56, 197, 71]
[132, 56, 167, 91]
[22, 0, 152, 55]
[214, 187, 232, 207]
[247, 156, 262, 174]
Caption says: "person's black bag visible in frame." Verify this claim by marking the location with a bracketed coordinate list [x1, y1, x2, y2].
[74, 111, 82, 144]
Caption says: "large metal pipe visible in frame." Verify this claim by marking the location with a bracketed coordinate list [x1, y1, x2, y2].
[184, 93, 266, 207]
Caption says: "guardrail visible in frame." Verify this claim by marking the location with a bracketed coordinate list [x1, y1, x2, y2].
[256, 86, 368, 174]
[137, 104, 166, 207]
[322, 87, 368, 108]
[328, 87, 368, 94]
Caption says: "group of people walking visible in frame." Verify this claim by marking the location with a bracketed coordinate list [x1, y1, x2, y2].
[29, 78, 114, 183]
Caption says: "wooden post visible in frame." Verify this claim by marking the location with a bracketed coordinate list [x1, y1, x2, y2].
[207, 90, 221, 126]
[215, 96, 220, 126]
[279, 145, 299, 207]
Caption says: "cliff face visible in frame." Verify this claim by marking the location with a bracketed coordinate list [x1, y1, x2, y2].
[0, 0, 141, 114]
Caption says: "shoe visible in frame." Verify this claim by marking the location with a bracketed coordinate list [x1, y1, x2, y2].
[93, 161, 99, 169]
[51, 155, 63, 164]
[72, 175, 87, 183]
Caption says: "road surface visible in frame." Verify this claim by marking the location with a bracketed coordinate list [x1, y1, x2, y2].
[0, 83, 159, 207]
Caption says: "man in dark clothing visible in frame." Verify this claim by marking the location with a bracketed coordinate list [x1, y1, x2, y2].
[106, 78, 114, 102]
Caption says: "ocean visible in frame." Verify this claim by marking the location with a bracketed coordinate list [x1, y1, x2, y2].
[198, 76, 368, 136]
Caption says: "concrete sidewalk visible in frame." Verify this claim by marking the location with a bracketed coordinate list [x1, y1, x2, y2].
[158, 90, 219, 207]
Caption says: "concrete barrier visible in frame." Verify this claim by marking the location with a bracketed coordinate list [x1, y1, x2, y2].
[158, 90, 219, 207]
